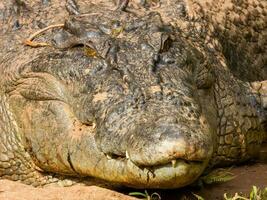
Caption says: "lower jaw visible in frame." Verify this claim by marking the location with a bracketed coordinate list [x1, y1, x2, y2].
[97, 159, 207, 189]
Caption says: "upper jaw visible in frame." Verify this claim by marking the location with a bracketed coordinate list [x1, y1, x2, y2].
[126, 135, 212, 168]
[110, 121, 213, 168]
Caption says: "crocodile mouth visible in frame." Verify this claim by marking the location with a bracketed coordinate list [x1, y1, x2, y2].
[127, 160, 205, 189]
[104, 152, 205, 167]
[88, 112, 213, 188]
[90, 120, 212, 188]
[98, 152, 208, 189]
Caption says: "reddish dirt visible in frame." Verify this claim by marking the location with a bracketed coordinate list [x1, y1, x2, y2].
[196, 163, 267, 199]
[0, 163, 266, 200]
[0, 180, 138, 200]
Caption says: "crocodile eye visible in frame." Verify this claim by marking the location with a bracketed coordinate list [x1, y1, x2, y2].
[160, 34, 173, 53]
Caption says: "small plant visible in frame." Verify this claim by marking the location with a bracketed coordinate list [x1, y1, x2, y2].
[192, 193, 205, 200]
[129, 190, 161, 200]
[197, 167, 236, 187]
[224, 186, 267, 200]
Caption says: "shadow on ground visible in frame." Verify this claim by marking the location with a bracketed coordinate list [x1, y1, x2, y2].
[1, 162, 266, 200]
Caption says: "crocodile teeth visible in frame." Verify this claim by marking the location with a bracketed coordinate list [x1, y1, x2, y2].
[171, 160, 177, 168]
[106, 154, 112, 160]
[92, 123, 96, 129]
[126, 151, 129, 159]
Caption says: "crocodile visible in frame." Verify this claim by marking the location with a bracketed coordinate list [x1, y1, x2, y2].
[0, 0, 266, 188]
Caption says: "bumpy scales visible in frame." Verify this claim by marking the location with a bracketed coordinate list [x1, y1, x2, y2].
[0, 0, 266, 188]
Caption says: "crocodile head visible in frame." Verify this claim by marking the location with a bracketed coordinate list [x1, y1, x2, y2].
[3, 3, 265, 188]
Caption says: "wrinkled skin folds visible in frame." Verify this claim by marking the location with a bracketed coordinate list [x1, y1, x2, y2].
[0, 0, 266, 188]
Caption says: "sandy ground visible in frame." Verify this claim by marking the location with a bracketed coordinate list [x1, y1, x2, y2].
[0, 180, 137, 200]
[0, 162, 266, 200]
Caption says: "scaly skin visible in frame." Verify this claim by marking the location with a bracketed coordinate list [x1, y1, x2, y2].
[0, 0, 266, 188]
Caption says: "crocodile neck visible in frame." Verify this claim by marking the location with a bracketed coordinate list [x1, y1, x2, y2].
[209, 75, 267, 167]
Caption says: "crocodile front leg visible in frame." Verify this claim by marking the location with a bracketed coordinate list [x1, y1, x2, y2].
[0, 95, 57, 186]
[251, 80, 267, 140]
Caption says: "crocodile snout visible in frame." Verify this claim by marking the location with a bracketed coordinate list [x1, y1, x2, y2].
[128, 121, 212, 167]
[123, 113, 213, 168]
